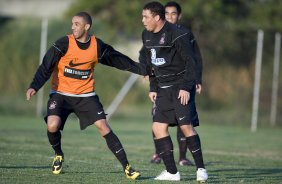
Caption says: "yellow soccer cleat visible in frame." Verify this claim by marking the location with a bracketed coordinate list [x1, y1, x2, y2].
[52, 155, 64, 174]
[124, 164, 140, 180]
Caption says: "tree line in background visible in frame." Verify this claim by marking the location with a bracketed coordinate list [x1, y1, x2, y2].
[68, 0, 282, 70]
[0, 0, 281, 125]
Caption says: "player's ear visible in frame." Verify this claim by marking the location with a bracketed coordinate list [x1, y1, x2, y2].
[85, 24, 90, 31]
[178, 13, 182, 21]
[154, 15, 160, 22]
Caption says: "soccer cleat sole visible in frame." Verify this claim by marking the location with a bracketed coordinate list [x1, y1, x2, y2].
[52, 168, 62, 175]
[197, 177, 207, 183]
[197, 180, 207, 184]
[126, 172, 141, 180]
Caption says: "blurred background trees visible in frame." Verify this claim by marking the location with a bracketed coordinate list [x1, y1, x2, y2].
[0, 0, 281, 126]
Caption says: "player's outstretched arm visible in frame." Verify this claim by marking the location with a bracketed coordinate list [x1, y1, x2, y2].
[97, 38, 148, 76]
[26, 88, 36, 101]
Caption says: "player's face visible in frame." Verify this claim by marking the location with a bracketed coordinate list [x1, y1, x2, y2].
[71, 16, 89, 41]
[142, 9, 158, 32]
[165, 6, 180, 24]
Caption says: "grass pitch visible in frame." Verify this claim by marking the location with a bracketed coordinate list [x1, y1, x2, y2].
[0, 115, 281, 183]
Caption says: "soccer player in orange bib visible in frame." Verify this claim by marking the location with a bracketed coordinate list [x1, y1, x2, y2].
[26, 12, 147, 180]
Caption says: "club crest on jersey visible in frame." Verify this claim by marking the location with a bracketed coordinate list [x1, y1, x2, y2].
[49, 101, 57, 110]
[159, 33, 166, 44]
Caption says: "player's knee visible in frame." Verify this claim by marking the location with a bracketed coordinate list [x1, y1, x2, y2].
[47, 116, 61, 132]
[180, 124, 197, 136]
[152, 123, 169, 138]
[47, 121, 60, 132]
[95, 119, 111, 136]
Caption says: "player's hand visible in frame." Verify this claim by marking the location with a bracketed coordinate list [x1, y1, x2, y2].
[144, 75, 149, 80]
[178, 90, 190, 105]
[196, 84, 202, 94]
[26, 88, 36, 101]
[149, 92, 157, 103]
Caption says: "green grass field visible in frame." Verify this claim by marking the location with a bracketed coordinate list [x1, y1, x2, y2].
[0, 115, 281, 184]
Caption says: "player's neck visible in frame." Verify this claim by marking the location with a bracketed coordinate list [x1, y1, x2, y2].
[76, 34, 90, 43]
[153, 20, 166, 33]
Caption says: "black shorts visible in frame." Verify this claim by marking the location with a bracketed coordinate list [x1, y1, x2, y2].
[152, 85, 199, 127]
[44, 93, 106, 130]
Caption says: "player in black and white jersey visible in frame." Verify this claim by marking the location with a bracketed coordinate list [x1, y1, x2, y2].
[146, 1, 204, 167]
[140, 2, 208, 182]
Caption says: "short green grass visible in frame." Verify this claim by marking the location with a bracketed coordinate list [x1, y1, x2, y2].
[0, 115, 281, 184]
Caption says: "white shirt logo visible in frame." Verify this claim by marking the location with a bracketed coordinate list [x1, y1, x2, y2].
[150, 48, 166, 66]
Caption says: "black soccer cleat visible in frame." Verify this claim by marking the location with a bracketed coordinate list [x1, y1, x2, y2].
[52, 155, 64, 174]
[150, 153, 161, 164]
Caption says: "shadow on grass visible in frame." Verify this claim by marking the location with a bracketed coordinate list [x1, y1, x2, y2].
[212, 168, 282, 175]
[133, 176, 155, 181]
[64, 170, 154, 180]
[0, 165, 49, 169]
[210, 168, 282, 183]
[205, 161, 226, 166]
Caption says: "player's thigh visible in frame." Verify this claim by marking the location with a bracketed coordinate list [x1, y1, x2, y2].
[74, 95, 107, 130]
[46, 93, 71, 131]
[173, 91, 193, 124]
[153, 88, 174, 124]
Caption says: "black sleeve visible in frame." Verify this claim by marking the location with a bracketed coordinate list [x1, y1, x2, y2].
[190, 33, 203, 85]
[139, 45, 154, 75]
[96, 38, 148, 76]
[140, 31, 158, 92]
[139, 45, 147, 65]
[149, 71, 158, 92]
[173, 31, 196, 92]
[29, 36, 68, 91]
[140, 46, 157, 92]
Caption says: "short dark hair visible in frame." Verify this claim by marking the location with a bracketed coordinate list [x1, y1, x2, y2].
[75, 12, 92, 28]
[164, 1, 182, 15]
[143, 1, 165, 20]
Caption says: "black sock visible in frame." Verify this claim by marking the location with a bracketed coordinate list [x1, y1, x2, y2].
[47, 131, 63, 156]
[186, 134, 205, 169]
[152, 131, 158, 154]
[177, 127, 187, 160]
[104, 131, 129, 170]
[155, 136, 177, 174]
